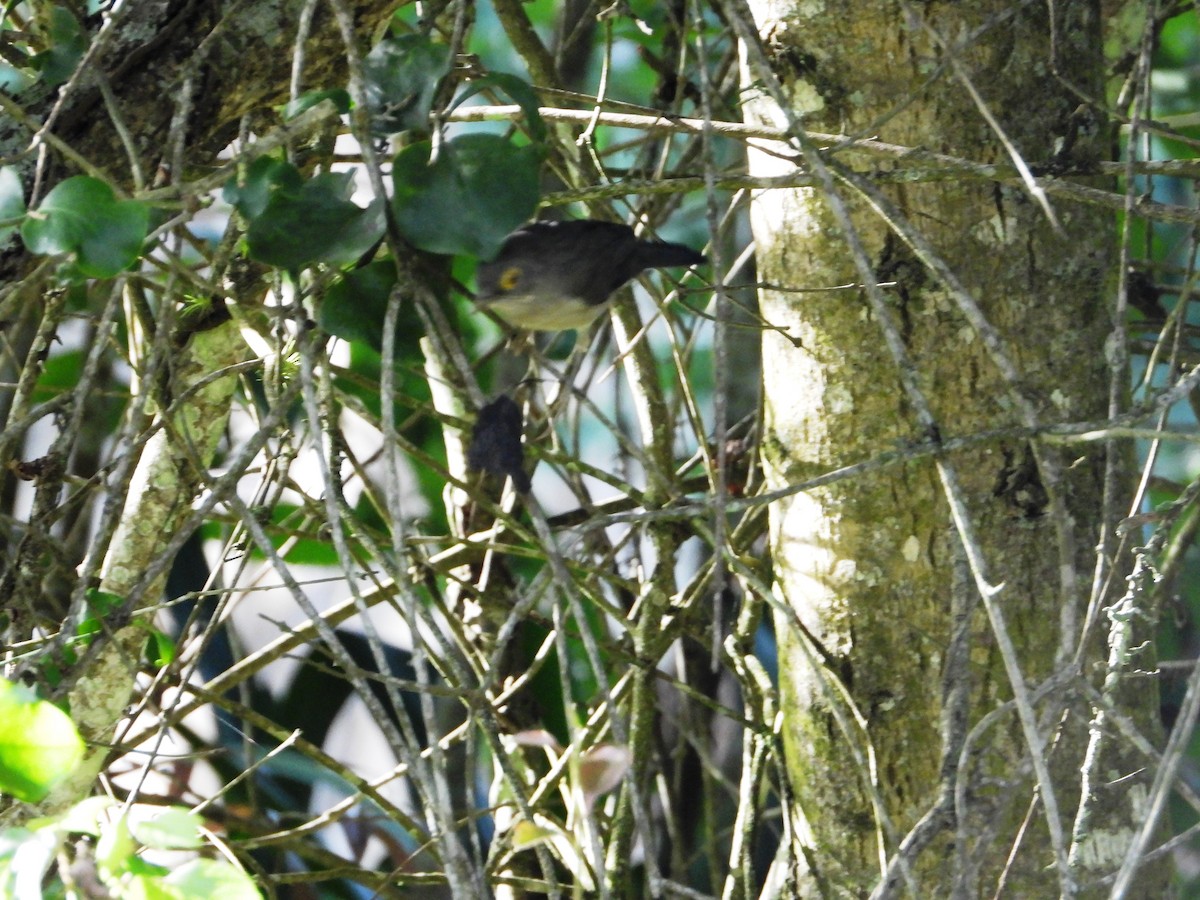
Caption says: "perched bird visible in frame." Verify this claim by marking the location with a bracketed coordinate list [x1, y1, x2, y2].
[475, 219, 706, 331]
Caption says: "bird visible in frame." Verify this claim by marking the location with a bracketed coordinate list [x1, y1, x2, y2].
[474, 219, 706, 331]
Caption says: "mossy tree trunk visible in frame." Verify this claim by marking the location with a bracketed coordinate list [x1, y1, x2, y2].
[738, 1, 1167, 894]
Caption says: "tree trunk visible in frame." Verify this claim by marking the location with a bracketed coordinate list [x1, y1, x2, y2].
[739, 1, 1166, 894]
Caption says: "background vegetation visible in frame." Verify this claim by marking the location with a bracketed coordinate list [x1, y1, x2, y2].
[0, 1, 1197, 897]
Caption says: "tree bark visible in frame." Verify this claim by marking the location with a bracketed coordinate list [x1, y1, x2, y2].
[739, 1, 1166, 894]
[0, 0, 398, 185]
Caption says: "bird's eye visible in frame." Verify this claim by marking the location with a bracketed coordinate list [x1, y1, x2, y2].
[499, 266, 522, 292]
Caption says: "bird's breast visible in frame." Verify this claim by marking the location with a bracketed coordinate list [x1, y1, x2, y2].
[480, 292, 609, 331]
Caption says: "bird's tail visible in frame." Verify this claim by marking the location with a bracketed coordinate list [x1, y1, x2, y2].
[637, 240, 706, 270]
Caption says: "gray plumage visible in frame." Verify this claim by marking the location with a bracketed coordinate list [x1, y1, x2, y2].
[476, 219, 705, 331]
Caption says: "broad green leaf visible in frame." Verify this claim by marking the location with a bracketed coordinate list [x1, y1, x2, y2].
[309, 195, 385, 266]
[510, 814, 596, 890]
[391, 134, 542, 258]
[222, 156, 302, 220]
[56, 795, 116, 837]
[20, 177, 148, 277]
[144, 626, 177, 667]
[34, 347, 127, 432]
[241, 502, 338, 565]
[78, 589, 124, 642]
[362, 34, 452, 135]
[104, 854, 171, 898]
[0, 680, 84, 802]
[32, 347, 82, 402]
[512, 819, 560, 848]
[321, 259, 397, 346]
[119, 871, 177, 900]
[0, 167, 25, 246]
[245, 171, 384, 269]
[130, 807, 204, 850]
[20, 177, 113, 254]
[86, 588, 124, 618]
[94, 815, 135, 876]
[165, 858, 261, 899]
[79, 200, 149, 276]
[320, 259, 422, 351]
[36, 6, 86, 87]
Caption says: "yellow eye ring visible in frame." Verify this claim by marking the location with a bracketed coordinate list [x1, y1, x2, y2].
[498, 266, 522, 292]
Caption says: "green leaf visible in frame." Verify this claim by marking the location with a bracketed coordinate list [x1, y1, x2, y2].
[391, 134, 542, 258]
[242, 503, 338, 566]
[77, 589, 124, 643]
[79, 199, 147, 276]
[320, 260, 395, 348]
[38, 657, 63, 690]
[280, 88, 351, 120]
[512, 818, 560, 848]
[311, 195, 386, 266]
[0, 680, 84, 802]
[453, 72, 547, 143]
[320, 259, 422, 351]
[32, 347, 82, 402]
[362, 34, 452, 135]
[118, 871, 175, 900]
[33, 347, 127, 433]
[56, 795, 116, 837]
[163, 858, 262, 899]
[222, 157, 302, 220]
[130, 807, 204, 851]
[144, 627, 177, 667]
[244, 171, 385, 269]
[0, 167, 25, 247]
[94, 815, 135, 876]
[86, 588, 124, 618]
[20, 177, 148, 277]
[35, 6, 87, 88]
